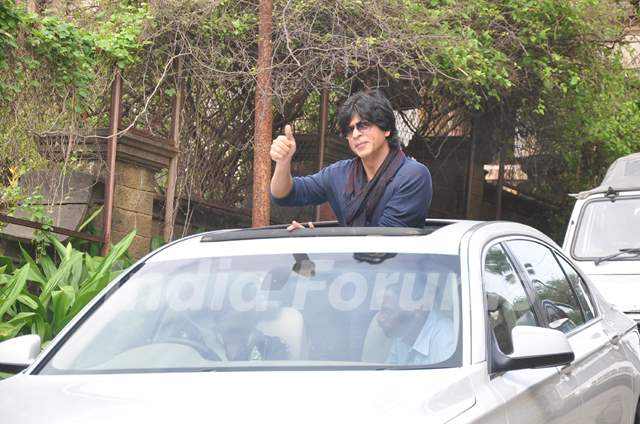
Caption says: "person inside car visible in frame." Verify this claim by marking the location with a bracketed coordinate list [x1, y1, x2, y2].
[376, 282, 454, 365]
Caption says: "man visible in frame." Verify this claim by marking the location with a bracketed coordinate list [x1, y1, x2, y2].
[377, 283, 455, 365]
[270, 91, 432, 228]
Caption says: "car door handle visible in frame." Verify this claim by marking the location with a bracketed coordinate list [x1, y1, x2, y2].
[604, 329, 622, 346]
[559, 366, 572, 381]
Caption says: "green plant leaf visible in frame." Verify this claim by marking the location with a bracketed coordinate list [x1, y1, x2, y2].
[38, 252, 82, 306]
[46, 233, 69, 260]
[19, 245, 45, 286]
[150, 234, 165, 251]
[51, 285, 75, 334]
[77, 206, 103, 232]
[0, 256, 15, 274]
[38, 255, 57, 280]
[28, 297, 50, 342]
[0, 265, 30, 319]
[0, 312, 36, 340]
[71, 231, 135, 316]
[69, 251, 85, 291]
[16, 294, 38, 310]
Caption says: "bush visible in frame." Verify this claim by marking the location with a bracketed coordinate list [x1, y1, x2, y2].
[0, 231, 135, 344]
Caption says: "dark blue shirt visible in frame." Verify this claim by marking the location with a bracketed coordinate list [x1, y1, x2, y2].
[272, 156, 432, 227]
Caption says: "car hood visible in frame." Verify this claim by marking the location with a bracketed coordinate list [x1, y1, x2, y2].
[0, 368, 476, 424]
[587, 273, 640, 313]
[576, 260, 640, 276]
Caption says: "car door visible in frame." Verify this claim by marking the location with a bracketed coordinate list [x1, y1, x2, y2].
[482, 241, 582, 424]
[506, 239, 635, 424]
[554, 252, 637, 424]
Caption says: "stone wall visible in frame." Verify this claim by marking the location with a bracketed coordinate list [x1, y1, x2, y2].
[110, 163, 156, 259]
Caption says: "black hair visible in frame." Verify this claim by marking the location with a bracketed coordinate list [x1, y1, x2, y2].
[337, 90, 401, 148]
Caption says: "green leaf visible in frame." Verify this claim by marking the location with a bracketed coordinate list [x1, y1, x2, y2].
[0, 256, 15, 274]
[150, 234, 165, 251]
[71, 231, 135, 316]
[0, 266, 30, 319]
[0, 312, 36, 340]
[46, 233, 69, 260]
[39, 255, 58, 280]
[19, 245, 45, 286]
[69, 251, 85, 291]
[77, 206, 103, 232]
[16, 294, 38, 310]
[51, 286, 75, 334]
[38, 252, 82, 306]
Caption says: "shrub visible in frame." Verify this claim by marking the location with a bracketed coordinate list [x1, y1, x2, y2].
[0, 231, 135, 344]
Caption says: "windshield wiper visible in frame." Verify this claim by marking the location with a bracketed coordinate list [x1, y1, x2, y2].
[595, 248, 640, 265]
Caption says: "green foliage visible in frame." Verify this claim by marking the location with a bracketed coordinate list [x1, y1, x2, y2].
[150, 234, 165, 252]
[0, 0, 23, 95]
[0, 0, 638, 242]
[25, 14, 96, 106]
[6, 1, 148, 104]
[19, 193, 54, 258]
[0, 0, 149, 175]
[0, 231, 135, 343]
[94, 3, 150, 69]
[0, 165, 59, 256]
[0, 165, 24, 215]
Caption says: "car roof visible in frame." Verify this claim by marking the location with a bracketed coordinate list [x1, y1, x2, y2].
[146, 219, 482, 263]
[574, 152, 640, 199]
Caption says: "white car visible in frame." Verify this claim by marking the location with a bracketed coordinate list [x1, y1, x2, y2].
[563, 152, 640, 324]
[1, 220, 639, 423]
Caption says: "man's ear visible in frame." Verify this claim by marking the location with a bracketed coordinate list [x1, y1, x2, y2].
[385, 130, 391, 137]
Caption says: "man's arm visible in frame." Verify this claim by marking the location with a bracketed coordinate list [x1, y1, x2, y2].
[271, 161, 294, 199]
[270, 125, 296, 198]
[270, 124, 330, 207]
[377, 163, 432, 227]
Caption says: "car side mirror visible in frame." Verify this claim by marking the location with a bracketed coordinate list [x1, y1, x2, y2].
[0, 335, 41, 373]
[491, 326, 574, 374]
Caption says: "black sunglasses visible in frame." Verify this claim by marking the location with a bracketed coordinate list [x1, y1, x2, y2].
[343, 120, 373, 137]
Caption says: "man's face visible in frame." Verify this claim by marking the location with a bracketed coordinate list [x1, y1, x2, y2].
[376, 289, 415, 338]
[346, 114, 390, 161]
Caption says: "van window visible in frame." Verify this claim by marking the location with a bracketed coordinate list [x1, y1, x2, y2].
[573, 197, 640, 259]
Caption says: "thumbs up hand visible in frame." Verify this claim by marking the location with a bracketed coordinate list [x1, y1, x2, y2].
[270, 124, 297, 164]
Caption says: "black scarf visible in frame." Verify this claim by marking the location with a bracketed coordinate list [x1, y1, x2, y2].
[344, 147, 405, 226]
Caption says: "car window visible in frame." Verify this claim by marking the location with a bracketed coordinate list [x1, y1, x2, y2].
[483, 243, 538, 355]
[506, 240, 586, 333]
[37, 252, 462, 374]
[555, 254, 596, 321]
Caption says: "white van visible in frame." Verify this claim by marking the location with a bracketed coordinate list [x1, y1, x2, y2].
[563, 153, 640, 323]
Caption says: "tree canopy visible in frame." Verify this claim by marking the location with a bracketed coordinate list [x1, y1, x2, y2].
[1, 0, 639, 236]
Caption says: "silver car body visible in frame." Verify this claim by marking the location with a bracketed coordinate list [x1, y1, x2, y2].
[1, 220, 639, 423]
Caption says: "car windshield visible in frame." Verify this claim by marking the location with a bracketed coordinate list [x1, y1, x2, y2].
[38, 252, 461, 374]
[573, 196, 640, 259]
